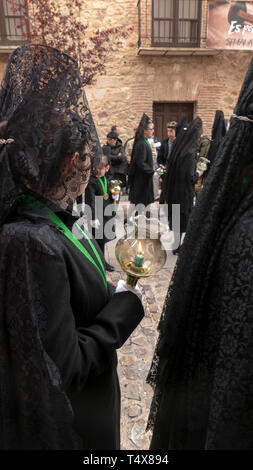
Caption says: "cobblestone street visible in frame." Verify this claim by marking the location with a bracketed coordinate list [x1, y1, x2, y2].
[105, 199, 176, 450]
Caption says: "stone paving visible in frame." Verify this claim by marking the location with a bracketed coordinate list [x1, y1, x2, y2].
[105, 199, 177, 450]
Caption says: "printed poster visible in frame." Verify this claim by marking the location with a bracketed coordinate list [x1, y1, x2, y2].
[207, 1, 253, 49]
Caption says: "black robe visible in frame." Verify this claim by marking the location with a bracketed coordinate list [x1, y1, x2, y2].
[164, 149, 198, 233]
[150, 204, 253, 449]
[0, 194, 144, 450]
[128, 139, 154, 206]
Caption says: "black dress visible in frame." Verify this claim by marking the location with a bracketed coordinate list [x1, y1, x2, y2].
[128, 139, 154, 206]
[150, 205, 253, 449]
[164, 149, 198, 233]
[0, 194, 144, 449]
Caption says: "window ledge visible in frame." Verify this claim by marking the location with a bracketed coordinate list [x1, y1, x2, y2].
[0, 45, 20, 54]
[137, 47, 222, 56]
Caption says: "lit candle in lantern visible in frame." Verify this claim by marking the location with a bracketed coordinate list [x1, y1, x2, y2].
[133, 241, 144, 268]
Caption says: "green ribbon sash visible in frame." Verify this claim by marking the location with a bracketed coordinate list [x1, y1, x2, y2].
[20, 193, 108, 291]
[98, 176, 108, 195]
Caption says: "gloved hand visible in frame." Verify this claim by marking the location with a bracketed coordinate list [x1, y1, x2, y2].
[115, 279, 142, 302]
[112, 193, 120, 202]
[197, 169, 204, 178]
[91, 219, 100, 229]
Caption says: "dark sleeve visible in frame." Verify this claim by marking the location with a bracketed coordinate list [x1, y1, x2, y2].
[133, 141, 154, 175]
[102, 144, 111, 158]
[157, 140, 166, 166]
[109, 148, 125, 165]
[37, 247, 144, 393]
[4, 233, 144, 396]
[120, 144, 126, 161]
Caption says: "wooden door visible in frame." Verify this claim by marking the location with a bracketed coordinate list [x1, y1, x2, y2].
[153, 102, 194, 142]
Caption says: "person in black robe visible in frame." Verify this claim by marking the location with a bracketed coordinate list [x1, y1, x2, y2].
[157, 121, 177, 167]
[147, 57, 253, 450]
[102, 131, 127, 189]
[0, 44, 144, 450]
[205, 110, 227, 175]
[85, 154, 116, 272]
[128, 114, 154, 213]
[163, 117, 202, 253]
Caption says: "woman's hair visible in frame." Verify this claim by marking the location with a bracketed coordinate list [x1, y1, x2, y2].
[107, 131, 118, 140]
[90, 154, 109, 177]
[93, 154, 109, 173]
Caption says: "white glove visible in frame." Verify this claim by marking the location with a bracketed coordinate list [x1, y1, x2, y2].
[112, 193, 120, 202]
[197, 169, 203, 177]
[115, 279, 142, 302]
[91, 219, 100, 229]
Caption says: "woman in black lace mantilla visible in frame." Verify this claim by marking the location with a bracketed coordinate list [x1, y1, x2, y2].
[0, 45, 144, 450]
[147, 57, 253, 450]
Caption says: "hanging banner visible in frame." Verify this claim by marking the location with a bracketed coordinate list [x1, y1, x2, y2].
[207, 1, 253, 49]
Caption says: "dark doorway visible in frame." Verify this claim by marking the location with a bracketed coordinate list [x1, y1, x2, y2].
[153, 102, 194, 142]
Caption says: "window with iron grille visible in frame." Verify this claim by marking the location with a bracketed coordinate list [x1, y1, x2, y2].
[0, 0, 28, 45]
[153, 0, 202, 47]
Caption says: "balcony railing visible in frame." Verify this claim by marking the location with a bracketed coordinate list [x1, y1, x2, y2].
[138, 0, 207, 51]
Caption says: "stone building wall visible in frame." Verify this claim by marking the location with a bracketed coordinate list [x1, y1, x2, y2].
[83, 0, 252, 143]
[0, 0, 252, 143]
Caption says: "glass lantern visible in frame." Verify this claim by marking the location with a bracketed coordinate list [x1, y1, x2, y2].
[115, 216, 167, 287]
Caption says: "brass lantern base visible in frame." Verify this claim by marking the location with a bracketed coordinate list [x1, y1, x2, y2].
[124, 260, 151, 287]
[126, 274, 139, 288]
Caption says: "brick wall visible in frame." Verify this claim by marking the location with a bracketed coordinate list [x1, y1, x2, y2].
[84, 0, 252, 141]
[0, 1, 252, 141]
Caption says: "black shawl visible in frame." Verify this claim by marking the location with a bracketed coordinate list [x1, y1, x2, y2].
[164, 117, 202, 232]
[147, 57, 253, 449]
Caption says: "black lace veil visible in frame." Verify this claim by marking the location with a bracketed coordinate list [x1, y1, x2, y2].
[134, 113, 151, 142]
[128, 113, 151, 184]
[0, 44, 104, 449]
[147, 58, 253, 430]
[164, 117, 202, 219]
[0, 44, 102, 225]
